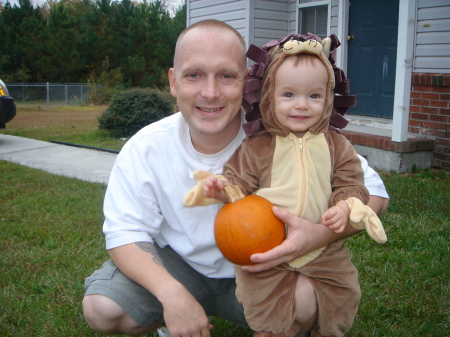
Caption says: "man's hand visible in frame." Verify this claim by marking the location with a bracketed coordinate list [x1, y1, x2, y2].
[162, 284, 213, 337]
[241, 207, 324, 272]
[109, 243, 213, 336]
[241, 206, 362, 273]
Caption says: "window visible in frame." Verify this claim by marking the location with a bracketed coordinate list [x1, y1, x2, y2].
[298, 0, 329, 38]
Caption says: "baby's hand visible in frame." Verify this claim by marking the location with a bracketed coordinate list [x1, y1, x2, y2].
[321, 200, 350, 233]
[203, 176, 228, 202]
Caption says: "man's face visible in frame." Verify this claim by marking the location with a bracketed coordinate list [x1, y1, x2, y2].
[168, 27, 247, 152]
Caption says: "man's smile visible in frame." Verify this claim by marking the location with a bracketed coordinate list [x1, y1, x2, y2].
[197, 106, 224, 113]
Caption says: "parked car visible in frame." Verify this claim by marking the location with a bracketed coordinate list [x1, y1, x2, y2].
[0, 79, 16, 128]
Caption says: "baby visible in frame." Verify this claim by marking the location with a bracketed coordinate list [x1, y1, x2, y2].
[185, 33, 387, 337]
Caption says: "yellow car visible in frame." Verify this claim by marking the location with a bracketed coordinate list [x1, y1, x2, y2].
[0, 79, 16, 128]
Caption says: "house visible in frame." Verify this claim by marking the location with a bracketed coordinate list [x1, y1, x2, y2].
[186, 0, 450, 172]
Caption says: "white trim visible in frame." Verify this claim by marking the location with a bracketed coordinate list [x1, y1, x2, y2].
[186, 0, 190, 27]
[245, 0, 253, 47]
[245, 0, 254, 68]
[327, 1, 331, 37]
[392, 0, 416, 142]
[337, 0, 349, 72]
[298, 1, 329, 9]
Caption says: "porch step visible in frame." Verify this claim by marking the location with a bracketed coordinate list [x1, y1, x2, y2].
[341, 115, 435, 172]
[344, 115, 392, 137]
[344, 114, 433, 140]
[346, 115, 392, 129]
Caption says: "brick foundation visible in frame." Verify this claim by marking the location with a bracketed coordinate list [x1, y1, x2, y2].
[410, 73, 450, 170]
[340, 130, 434, 154]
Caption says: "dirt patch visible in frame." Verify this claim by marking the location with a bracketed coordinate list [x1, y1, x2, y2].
[7, 105, 107, 132]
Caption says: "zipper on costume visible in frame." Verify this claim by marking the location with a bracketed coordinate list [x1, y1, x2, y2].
[298, 137, 303, 152]
[295, 135, 306, 217]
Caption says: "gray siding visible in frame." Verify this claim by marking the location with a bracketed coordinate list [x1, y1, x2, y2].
[288, 0, 296, 34]
[186, 0, 341, 48]
[414, 0, 450, 73]
[252, 0, 290, 46]
[187, 0, 249, 42]
[187, 0, 291, 48]
[330, 0, 339, 36]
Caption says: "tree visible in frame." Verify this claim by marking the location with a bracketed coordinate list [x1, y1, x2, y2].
[0, 0, 47, 82]
[0, 0, 187, 88]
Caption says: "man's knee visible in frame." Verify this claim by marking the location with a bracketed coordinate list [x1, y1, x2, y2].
[295, 274, 318, 333]
[83, 294, 160, 334]
[83, 294, 129, 333]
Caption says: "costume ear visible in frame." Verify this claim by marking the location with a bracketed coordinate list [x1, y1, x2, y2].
[321, 37, 332, 58]
[268, 45, 280, 56]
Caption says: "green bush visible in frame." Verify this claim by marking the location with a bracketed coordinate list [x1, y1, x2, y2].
[98, 88, 174, 138]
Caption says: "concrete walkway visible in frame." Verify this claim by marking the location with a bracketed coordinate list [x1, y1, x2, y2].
[0, 134, 117, 184]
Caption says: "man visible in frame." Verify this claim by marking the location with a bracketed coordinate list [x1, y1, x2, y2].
[83, 20, 389, 337]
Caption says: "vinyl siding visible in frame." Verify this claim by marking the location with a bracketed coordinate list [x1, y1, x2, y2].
[414, 0, 450, 73]
[187, 0, 292, 47]
[187, 0, 249, 41]
[252, 0, 290, 46]
[288, 1, 297, 34]
[187, 0, 340, 48]
[330, 0, 339, 36]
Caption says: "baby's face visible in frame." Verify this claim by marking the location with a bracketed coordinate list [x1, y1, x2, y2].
[274, 55, 328, 137]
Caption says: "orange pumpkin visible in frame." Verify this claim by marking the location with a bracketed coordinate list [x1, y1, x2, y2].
[214, 185, 286, 265]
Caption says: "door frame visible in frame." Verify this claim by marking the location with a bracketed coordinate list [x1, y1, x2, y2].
[336, 0, 350, 74]
[391, 0, 416, 142]
[336, 0, 415, 142]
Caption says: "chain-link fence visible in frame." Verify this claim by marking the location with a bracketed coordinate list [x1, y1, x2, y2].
[7, 83, 101, 108]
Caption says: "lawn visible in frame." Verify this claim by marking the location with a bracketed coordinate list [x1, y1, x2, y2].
[0, 104, 126, 151]
[0, 105, 448, 336]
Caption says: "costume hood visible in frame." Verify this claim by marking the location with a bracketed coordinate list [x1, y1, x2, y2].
[242, 34, 356, 137]
[260, 43, 335, 136]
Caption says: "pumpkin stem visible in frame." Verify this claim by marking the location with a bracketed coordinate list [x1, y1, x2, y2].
[224, 185, 246, 203]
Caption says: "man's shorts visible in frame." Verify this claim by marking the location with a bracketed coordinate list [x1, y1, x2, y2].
[84, 244, 249, 328]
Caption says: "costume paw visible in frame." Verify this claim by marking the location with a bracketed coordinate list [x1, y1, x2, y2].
[345, 197, 387, 243]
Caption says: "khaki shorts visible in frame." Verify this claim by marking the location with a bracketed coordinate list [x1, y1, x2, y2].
[84, 244, 249, 328]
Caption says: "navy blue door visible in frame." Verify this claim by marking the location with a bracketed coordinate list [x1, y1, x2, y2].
[347, 0, 399, 118]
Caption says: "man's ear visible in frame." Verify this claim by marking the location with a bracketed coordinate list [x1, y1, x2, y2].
[244, 67, 251, 82]
[168, 68, 176, 97]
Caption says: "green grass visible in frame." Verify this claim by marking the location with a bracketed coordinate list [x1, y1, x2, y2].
[1, 164, 448, 336]
[0, 161, 108, 336]
[348, 171, 449, 336]
[1, 105, 449, 336]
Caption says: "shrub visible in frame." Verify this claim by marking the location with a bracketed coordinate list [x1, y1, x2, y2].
[98, 88, 174, 138]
